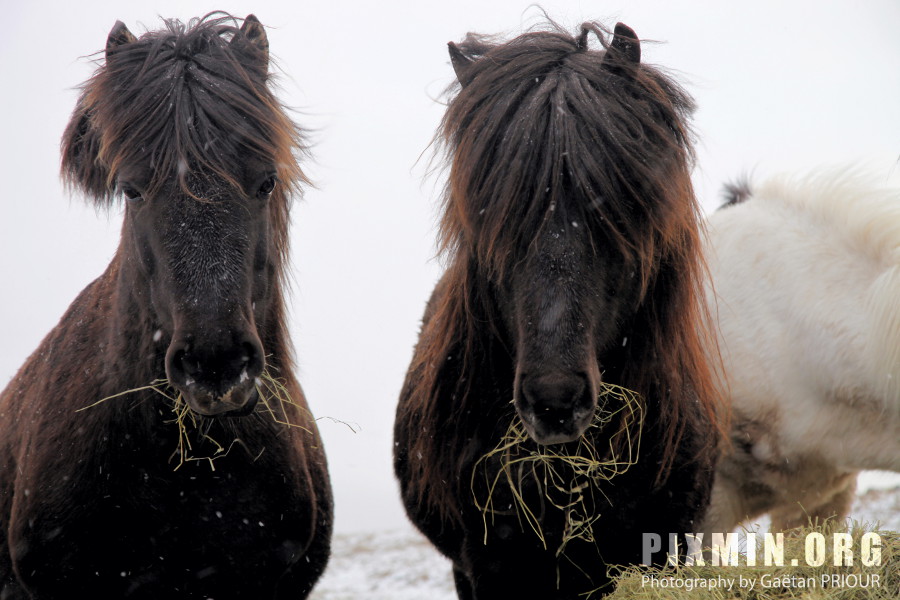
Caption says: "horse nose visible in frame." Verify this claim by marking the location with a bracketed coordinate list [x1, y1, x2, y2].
[173, 340, 260, 382]
[522, 372, 587, 413]
[519, 372, 595, 444]
[165, 331, 265, 415]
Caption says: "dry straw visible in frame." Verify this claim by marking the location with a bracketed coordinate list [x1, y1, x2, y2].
[472, 382, 644, 557]
[77, 370, 311, 470]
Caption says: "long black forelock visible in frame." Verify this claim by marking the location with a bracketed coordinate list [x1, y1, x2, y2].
[438, 22, 696, 286]
[69, 13, 305, 204]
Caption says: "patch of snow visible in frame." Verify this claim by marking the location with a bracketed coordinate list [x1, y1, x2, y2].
[850, 486, 900, 531]
[310, 524, 455, 600]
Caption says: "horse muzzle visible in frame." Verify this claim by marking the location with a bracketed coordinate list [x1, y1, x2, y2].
[179, 380, 261, 417]
[515, 371, 597, 445]
[165, 329, 265, 417]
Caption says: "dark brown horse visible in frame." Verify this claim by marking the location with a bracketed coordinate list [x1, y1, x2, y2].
[0, 14, 331, 599]
[395, 22, 722, 598]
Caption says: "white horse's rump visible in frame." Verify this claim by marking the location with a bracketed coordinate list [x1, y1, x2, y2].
[700, 168, 900, 535]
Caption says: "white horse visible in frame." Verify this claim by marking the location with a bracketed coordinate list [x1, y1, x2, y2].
[699, 167, 900, 535]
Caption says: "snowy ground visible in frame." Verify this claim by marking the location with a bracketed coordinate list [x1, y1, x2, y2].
[309, 527, 455, 600]
[309, 487, 900, 599]
[850, 485, 900, 531]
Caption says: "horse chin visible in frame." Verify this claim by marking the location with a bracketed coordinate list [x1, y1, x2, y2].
[527, 429, 583, 446]
[181, 383, 260, 418]
[518, 409, 593, 446]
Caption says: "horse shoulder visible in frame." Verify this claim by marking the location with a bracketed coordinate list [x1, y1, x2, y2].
[0, 268, 121, 528]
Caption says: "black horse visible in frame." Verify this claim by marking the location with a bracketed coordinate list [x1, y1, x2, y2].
[395, 22, 722, 598]
[0, 14, 331, 599]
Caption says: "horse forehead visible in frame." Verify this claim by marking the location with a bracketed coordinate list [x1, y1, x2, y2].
[521, 219, 591, 271]
[162, 172, 248, 204]
[505, 229, 592, 320]
[166, 194, 250, 224]
[143, 187, 254, 236]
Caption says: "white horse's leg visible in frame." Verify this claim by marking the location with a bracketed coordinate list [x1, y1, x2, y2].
[699, 473, 748, 537]
[769, 471, 858, 531]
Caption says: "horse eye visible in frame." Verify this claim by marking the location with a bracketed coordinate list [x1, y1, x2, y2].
[119, 184, 143, 202]
[256, 176, 277, 198]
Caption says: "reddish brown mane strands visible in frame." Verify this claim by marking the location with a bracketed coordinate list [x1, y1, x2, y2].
[395, 20, 723, 598]
[1, 14, 331, 599]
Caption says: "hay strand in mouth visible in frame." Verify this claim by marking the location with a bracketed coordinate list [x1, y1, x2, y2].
[255, 370, 313, 435]
[166, 395, 240, 471]
[75, 379, 178, 412]
[78, 370, 312, 471]
[472, 382, 644, 557]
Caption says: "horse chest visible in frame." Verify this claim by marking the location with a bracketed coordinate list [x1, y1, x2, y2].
[11, 454, 308, 598]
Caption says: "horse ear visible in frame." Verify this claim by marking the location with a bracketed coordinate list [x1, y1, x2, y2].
[603, 22, 641, 69]
[448, 42, 476, 87]
[233, 14, 269, 76]
[106, 20, 137, 60]
[61, 102, 113, 204]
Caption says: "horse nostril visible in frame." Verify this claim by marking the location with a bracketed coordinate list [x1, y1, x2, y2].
[232, 347, 250, 371]
[179, 351, 201, 378]
[238, 339, 264, 377]
[165, 346, 201, 387]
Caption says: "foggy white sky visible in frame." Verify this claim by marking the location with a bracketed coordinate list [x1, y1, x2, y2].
[2, 1, 898, 533]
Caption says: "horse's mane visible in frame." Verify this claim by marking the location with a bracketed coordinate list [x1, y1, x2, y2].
[720, 178, 753, 208]
[59, 12, 307, 371]
[438, 22, 696, 283]
[745, 168, 900, 266]
[733, 168, 900, 409]
[401, 21, 723, 520]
